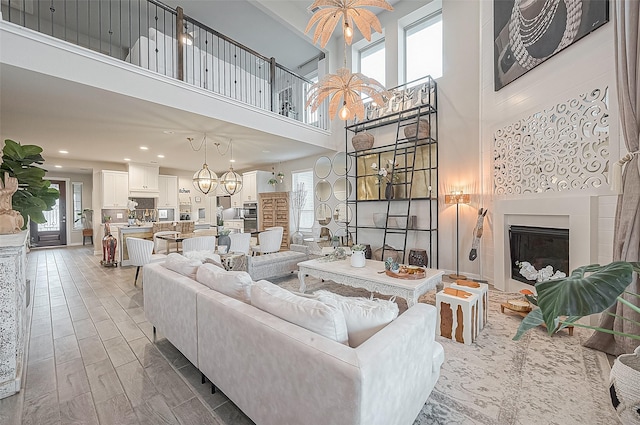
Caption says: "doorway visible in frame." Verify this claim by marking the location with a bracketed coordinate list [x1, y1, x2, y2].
[30, 180, 67, 247]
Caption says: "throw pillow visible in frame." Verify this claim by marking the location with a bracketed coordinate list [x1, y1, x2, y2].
[184, 250, 221, 264]
[313, 290, 399, 347]
[251, 280, 349, 345]
[196, 263, 252, 304]
[162, 253, 201, 280]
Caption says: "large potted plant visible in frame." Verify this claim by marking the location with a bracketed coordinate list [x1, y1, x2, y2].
[1, 139, 59, 229]
[513, 261, 640, 424]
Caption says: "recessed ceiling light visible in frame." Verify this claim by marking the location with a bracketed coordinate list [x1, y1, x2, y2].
[124, 158, 131, 161]
[150, 161, 158, 164]
[163, 130, 174, 134]
[230, 159, 236, 163]
[59, 150, 68, 154]
[54, 165, 62, 168]
[262, 150, 270, 153]
[157, 154, 165, 158]
[140, 146, 149, 150]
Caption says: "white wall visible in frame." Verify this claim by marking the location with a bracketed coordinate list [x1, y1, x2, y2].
[479, 1, 619, 284]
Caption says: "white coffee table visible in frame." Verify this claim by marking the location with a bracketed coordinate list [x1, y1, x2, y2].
[297, 258, 444, 307]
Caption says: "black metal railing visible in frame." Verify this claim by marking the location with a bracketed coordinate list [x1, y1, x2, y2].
[1, 0, 328, 130]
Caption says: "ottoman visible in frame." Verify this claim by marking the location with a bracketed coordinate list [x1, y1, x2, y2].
[436, 288, 480, 345]
[450, 280, 489, 330]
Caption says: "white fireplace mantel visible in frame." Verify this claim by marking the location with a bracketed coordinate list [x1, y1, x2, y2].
[493, 196, 598, 292]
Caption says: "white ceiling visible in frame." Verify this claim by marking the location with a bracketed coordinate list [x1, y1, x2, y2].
[0, 0, 334, 176]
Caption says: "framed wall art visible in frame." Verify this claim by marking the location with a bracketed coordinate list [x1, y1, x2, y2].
[494, 0, 609, 91]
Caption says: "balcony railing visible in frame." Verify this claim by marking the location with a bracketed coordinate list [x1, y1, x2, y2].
[1, 0, 329, 130]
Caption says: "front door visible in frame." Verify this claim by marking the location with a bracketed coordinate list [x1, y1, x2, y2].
[30, 180, 67, 247]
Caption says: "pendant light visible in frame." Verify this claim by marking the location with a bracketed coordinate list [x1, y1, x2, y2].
[220, 139, 243, 195]
[190, 136, 218, 195]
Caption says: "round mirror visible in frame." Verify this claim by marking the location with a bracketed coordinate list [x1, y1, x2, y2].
[318, 226, 332, 241]
[315, 180, 332, 202]
[314, 156, 331, 179]
[334, 203, 352, 224]
[332, 152, 352, 176]
[333, 178, 352, 201]
[315, 204, 332, 226]
[333, 227, 353, 246]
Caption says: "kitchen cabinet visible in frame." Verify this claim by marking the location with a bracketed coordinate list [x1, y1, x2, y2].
[242, 170, 273, 203]
[101, 170, 129, 208]
[128, 163, 159, 193]
[231, 191, 243, 208]
[158, 175, 178, 207]
[259, 191, 289, 250]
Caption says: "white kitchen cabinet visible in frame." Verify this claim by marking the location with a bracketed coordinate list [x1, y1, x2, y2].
[128, 163, 159, 193]
[231, 191, 243, 208]
[158, 175, 178, 207]
[102, 171, 129, 208]
[242, 170, 273, 203]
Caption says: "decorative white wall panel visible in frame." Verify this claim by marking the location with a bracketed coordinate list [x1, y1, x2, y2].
[493, 87, 609, 194]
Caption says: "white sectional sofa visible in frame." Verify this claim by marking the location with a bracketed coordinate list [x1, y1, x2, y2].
[245, 243, 309, 281]
[143, 258, 444, 425]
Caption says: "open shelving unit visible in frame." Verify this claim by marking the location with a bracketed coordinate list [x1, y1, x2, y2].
[344, 76, 438, 267]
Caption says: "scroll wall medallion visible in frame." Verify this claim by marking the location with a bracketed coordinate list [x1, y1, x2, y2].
[494, 0, 609, 91]
[493, 87, 609, 195]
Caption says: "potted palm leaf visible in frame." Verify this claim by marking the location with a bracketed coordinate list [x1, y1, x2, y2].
[513, 261, 640, 424]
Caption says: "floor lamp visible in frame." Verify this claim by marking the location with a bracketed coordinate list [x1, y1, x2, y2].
[445, 191, 470, 280]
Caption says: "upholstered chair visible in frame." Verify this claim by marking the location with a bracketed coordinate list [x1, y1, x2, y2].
[126, 237, 167, 285]
[229, 232, 251, 255]
[182, 235, 216, 253]
[251, 227, 283, 255]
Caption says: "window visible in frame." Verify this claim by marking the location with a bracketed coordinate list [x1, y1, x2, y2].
[72, 182, 83, 230]
[359, 39, 386, 86]
[291, 170, 314, 232]
[405, 12, 442, 82]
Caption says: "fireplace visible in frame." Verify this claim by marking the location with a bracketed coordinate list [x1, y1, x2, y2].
[509, 226, 569, 285]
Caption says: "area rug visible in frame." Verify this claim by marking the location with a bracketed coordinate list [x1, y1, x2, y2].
[272, 274, 620, 425]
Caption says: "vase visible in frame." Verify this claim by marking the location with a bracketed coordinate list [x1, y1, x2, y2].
[128, 218, 135, 225]
[609, 346, 640, 425]
[385, 182, 394, 200]
[218, 234, 231, 252]
[291, 231, 304, 245]
[351, 250, 366, 267]
[408, 249, 428, 267]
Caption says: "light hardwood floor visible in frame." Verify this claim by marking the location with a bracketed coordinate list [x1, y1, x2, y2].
[0, 245, 254, 425]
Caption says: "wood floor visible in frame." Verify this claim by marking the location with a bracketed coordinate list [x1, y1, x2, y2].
[0, 245, 254, 425]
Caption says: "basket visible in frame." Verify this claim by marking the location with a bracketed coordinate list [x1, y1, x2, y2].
[609, 346, 640, 425]
[404, 118, 430, 140]
[352, 132, 374, 151]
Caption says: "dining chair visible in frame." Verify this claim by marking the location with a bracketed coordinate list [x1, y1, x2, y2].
[153, 230, 179, 254]
[126, 237, 167, 286]
[182, 235, 216, 253]
[251, 227, 283, 255]
[229, 232, 251, 255]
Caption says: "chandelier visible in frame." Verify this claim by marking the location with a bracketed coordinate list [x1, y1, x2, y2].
[189, 136, 218, 195]
[219, 139, 243, 195]
[305, 0, 392, 121]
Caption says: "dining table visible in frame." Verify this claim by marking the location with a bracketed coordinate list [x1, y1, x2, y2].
[155, 231, 216, 254]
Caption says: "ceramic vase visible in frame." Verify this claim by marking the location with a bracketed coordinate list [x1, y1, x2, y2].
[218, 234, 231, 252]
[385, 183, 394, 200]
[609, 346, 640, 425]
[351, 250, 366, 267]
[292, 231, 304, 245]
[128, 218, 135, 225]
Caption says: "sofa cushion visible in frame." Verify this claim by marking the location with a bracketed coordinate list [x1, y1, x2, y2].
[251, 280, 348, 344]
[184, 250, 221, 265]
[250, 250, 306, 266]
[314, 290, 399, 348]
[196, 263, 253, 304]
[162, 253, 201, 280]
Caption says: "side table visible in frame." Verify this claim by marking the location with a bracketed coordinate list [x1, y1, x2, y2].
[500, 303, 574, 336]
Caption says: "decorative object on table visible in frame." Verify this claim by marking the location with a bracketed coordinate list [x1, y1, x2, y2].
[373, 245, 401, 263]
[127, 199, 138, 225]
[403, 117, 430, 140]
[0, 172, 24, 234]
[469, 208, 487, 261]
[320, 246, 348, 262]
[445, 190, 470, 280]
[351, 131, 374, 151]
[361, 244, 372, 259]
[304, 0, 391, 121]
[408, 248, 428, 267]
[493, 0, 609, 91]
[350, 244, 366, 268]
[385, 264, 426, 280]
[291, 182, 308, 245]
[188, 134, 218, 195]
[511, 261, 640, 424]
[218, 229, 231, 252]
[100, 221, 117, 267]
[0, 139, 59, 231]
[371, 160, 400, 200]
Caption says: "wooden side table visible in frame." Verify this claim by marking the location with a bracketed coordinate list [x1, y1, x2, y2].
[500, 302, 574, 336]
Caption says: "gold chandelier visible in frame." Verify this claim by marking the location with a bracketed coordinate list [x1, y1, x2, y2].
[305, 0, 393, 121]
[189, 136, 218, 195]
[219, 139, 243, 195]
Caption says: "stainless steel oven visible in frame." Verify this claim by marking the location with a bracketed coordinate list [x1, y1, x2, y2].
[243, 203, 257, 233]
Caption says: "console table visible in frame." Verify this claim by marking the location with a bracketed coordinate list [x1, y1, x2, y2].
[297, 258, 444, 307]
[0, 230, 29, 399]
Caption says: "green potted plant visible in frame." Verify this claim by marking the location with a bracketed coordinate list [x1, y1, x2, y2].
[1, 139, 59, 229]
[513, 261, 640, 424]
